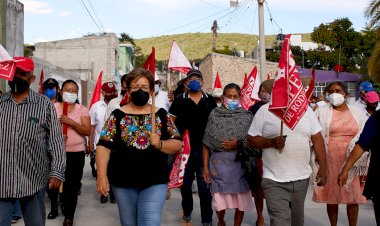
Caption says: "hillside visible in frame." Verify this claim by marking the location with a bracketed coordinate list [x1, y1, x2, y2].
[135, 32, 311, 61]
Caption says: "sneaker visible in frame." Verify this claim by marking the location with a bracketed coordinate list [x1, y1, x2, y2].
[202, 224, 212, 226]
[182, 215, 192, 223]
[11, 216, 21, 224]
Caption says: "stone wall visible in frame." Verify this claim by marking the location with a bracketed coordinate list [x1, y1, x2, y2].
[199, 53, 279, 92]
[0, 0, 24, 92]
[34, 33, 119, 83]
[31, 57, 94, 106]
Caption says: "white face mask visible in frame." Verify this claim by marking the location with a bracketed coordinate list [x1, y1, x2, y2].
[310, 103, 316, 108]
[328, 93, 345, 107]
[154, 84, 160, 93]
[217, 102, 222, 107]
[62, 92, 78, 103]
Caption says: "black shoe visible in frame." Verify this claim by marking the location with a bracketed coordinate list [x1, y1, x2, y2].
[47, 208, 58, 219]
[63, 218, 73, 226]
[100, 195, 108, 203]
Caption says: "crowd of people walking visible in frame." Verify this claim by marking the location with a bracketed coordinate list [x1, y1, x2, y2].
[0, 57, 378, 226]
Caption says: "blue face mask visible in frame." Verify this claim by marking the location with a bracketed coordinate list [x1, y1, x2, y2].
[44, 88, 56, 99]
[223, 97, 241, 110]
[187, 80, 201, 92]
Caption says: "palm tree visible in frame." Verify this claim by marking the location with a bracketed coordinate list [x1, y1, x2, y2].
[365, 0, 380, 28]
[368, 29, 380, 82]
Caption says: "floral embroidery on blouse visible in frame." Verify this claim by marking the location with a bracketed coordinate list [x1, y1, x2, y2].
[166, 115, 181, 139]
[99, 112, 181, 150]
[99, 115, 117, 142]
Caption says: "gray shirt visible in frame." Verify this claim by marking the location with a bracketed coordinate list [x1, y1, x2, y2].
[0, 89, 65, 198]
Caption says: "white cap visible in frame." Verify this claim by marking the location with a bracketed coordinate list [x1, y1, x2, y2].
[212, 88, 223, 97]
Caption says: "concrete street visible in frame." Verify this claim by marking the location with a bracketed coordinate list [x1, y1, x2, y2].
[17, 157, 376, 226]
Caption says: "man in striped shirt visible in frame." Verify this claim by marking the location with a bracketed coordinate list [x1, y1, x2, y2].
[0, 57, 66, 225]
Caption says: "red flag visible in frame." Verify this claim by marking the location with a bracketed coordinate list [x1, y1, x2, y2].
[89, 71, 103, 109]
[143, 47, 155, 75]
[305, 68, 315, 102]
[169, 130, 191, 189]
[62, 102, 68, 135]
[0, 45, 16, 81]
[269, 34, 308, 130]
[38, 70, 44, 93]
[243, 73, 248, 87]
[240, 66, 260, 110]
[168, 41, 192, 74]
[214, 72, 222, 89]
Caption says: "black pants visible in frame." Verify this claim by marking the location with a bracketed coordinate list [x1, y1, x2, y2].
[63, 152, 85, 219]
[180, 149, 213, 223]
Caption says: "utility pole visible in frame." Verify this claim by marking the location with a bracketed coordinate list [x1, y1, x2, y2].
[258, 0, 266, 82]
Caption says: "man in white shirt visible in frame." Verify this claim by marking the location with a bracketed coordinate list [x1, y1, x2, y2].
[105, 74, 128, 120]
[247, 105, 328, 226]
[148, 73, 171, 111]
[353, 81, 380, 113]
[89, 81, 117, 203]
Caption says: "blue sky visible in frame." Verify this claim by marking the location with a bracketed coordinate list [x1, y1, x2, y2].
[19, 0, 369, 44]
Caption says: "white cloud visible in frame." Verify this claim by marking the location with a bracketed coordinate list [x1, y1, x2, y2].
[58, 11, 71, 17]
[35, 37, 49, 43]
[68, 27, 84, 39]
[19, 0, 54, 14]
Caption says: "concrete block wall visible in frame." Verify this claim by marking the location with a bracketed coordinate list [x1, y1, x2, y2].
[199, 53, 278, 92]
[34, 33, 119, 83]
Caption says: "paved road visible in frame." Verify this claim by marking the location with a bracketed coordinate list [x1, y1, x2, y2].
[17, 157, 376, 226]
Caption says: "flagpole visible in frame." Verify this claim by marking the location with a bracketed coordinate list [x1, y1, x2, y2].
[151, 91, 156, 134]
[167, 71, 171, 91]
[258, 0, 267, 82]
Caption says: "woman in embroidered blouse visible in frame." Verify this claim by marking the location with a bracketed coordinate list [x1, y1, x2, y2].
[96, 68, 181, 226]
[54, 79, 91, 226]
[312, 81, 367, 226]
[202, 83, 256, 226]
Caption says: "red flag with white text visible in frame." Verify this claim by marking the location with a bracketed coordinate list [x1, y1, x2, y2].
[240, 66, 260, 110]
[269, 34, 308, 130]
[169, 130, 191, 188]
[305, 68, 315, 102]
[214, 72, 222, 89]
[168, 41, 192, 74]
[89, 71, 103, 109]
[0, 44, 16, 81]
[143, 47, 155, 75]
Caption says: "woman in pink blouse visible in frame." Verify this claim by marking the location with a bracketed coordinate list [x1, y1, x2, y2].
[54, 79, 91, 226]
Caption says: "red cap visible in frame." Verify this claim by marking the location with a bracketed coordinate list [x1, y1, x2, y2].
[365, 91, 380, 104]
[101, 82, 116, 93]
[13, 57, 34, 72]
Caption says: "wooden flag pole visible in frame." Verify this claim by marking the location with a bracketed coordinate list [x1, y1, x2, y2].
[167, 71, 171, 91]
[151, 91, 156, 134]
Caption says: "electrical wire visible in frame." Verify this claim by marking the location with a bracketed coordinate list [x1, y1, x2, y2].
[78, 0, 103, 32]
[86, 0, 104, 31]
[264, 0, 282, 33]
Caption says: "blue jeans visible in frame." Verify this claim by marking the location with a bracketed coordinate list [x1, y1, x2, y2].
[0, 188, 46, 226]
[12, 200, 22, 218]
[112, 184, 168, 226]
[180, 148, 213, 223]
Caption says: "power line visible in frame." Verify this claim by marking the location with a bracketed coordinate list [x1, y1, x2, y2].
[78, 0, 103, 33]
[86, 0, 104, 31]
[199, 0, 224, 9]
[264, 0, 282, 33]
[150, 7, 231, 37]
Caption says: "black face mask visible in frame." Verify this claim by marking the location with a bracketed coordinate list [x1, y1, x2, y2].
[8, 77, 30, 94]
[104, 93, 117, 103]
[131, 89, 150, 106]
[120, 89, 127, 96]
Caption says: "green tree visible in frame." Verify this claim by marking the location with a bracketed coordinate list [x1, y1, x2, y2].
[368, 29, 380, 83]
[310, 18, 363, 72]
